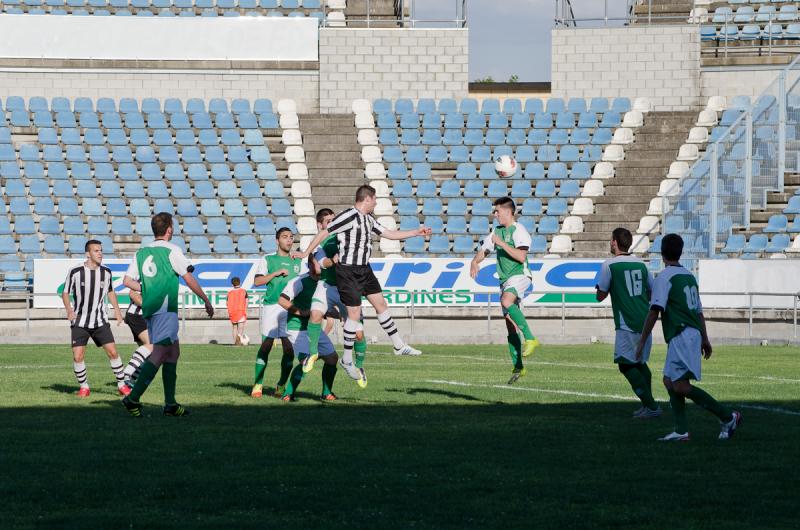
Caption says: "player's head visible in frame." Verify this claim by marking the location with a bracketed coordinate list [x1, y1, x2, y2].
[355, 184, 377, 213]
[85, 239, 103, 265]
[660, 233, 684, 262]
[231, 276, 241, 288]
[275, 227, 294, 254]
[492, 197, 516, 226]
[151, 212, 174, 241]
[316, 208, 335, 231]
[610, 227, 632, 256]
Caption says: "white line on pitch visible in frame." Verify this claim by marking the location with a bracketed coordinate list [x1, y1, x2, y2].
[735, 403, 800, 417]
[424, 379, 637, 401]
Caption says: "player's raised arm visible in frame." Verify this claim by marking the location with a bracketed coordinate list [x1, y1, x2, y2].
[291, 228, 329, 260]
[380, 226, 432, 241]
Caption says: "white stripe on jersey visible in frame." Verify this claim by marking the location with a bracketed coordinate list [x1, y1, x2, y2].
[326, 207, 385, 266]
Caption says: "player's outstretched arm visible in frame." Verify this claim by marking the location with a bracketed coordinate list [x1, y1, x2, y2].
[635, 308, 660, 360]
[382, 226, 432, 241]
[183, 272, 214, 318]
[278, 294, 309, 319]
[291, 229, 330, 260]
[253, 269, 288, 287]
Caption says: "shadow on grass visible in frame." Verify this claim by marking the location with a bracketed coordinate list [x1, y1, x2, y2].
[386, 387, 499, 403]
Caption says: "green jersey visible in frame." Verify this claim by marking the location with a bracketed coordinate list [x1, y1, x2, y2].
[650, 265, 703, 343]
[314, 234, 339, 286]
[126, 240, 190, 319]
[255, 253, 301, 305]
[280, 274, 319, 331]
[596, 255, 653, 333]
[480, 222, 532, 283]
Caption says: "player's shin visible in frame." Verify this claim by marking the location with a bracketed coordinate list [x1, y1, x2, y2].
[278, 349, 294, 386]
[322, 362, 337, 396]
[507, 332, 523, 369]
[354, 335, 367, 369]
[284, 364, 305, 397]
[129, 360, 159, 402]
[342, 319, 358, 365]
[253, 338, 272, 385]
[505, 304, 534, 341]
[667, 387, 688, 434]
[162, 362, 177, 405]
[377, 310, 405, 349]
[73, 361, 89, 389]
[687, 385, 732, 422]
[619, 364, 657, 410]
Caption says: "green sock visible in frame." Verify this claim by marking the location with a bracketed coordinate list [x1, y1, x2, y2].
[307, 322, 322, 356]
[687, 386, 732, 423]
[667, 388, 688, 435]
[284, 364, 304, 396]
[620, 364, 657, 410]
[277, 350, 294, 386]
[162, 362, 177, 405]
[354, 337, 367, 369]
[639, 363, 653, 393]
[506, 304, 534, 340]
[253, 339, 272, 385]
[507, 332, 523, 369]
[129, 360, 159, 402]
[322, 363, 337, 396]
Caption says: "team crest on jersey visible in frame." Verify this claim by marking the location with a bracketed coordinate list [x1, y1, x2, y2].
[294, 264, 301, 273]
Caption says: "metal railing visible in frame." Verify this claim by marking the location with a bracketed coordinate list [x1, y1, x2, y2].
[702, 15, 800, 59]
[322, 0, 467, 28]
[553, 0, 688, 27]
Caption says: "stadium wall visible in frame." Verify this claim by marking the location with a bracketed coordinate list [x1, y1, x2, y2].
[700, 68, 787, 101]
[318, 28, 469, 113]
[551, 26, 701, 111]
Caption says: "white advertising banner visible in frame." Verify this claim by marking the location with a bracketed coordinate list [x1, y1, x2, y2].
[0, 15, 318, 61]
[698, 259, 800, 309]
[33, 258, 608, 309]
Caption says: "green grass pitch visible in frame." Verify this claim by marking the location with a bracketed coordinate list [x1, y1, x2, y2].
[1, 343, 799, 529]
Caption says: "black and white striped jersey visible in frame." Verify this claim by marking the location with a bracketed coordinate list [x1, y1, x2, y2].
[326, 207, 387, 266]
[65, 264, 113, 329]
[126, 302, 142, 316]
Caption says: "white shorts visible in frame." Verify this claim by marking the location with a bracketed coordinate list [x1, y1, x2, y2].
[501, 274, 532, 300]
[614, 329, 652, 364]
[663, 327, 703, 382]
[286, 328, 336, 358]
[259, 304, 287, 339]
[310, 281, 348, 317]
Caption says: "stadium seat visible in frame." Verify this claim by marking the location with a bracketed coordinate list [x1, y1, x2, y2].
[764, 214, 788, 233]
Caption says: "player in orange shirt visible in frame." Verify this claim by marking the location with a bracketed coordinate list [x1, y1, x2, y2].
[227, 277, 249, 345]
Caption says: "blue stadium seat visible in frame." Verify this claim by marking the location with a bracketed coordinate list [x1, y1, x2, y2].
[439, 180, 461, 198]
[395, 198, 416, 216]
[518, 216, 536, 234]
[549, 129, 568, 145]
[764, 214, 788, 232]
[485, 129, 505, 146]
[488, 112, 508, 129]
[14, 216, 36, 235]
[546, 98, 566, 115]
[446, 216, 467, 234]
[447, 198, 467, 216]
[472, 146, 491, 163]
[529, 235, 548, 254]
[766, 234, 791, 253]
[190, 237, 212, 256]
[459, 98, 479, 114]
[428, 235, 450, 254]
[444, 113, 464, 129]
[472, 198, 492, 216]
[417, 181, 437, 198]
[10, 197, 31, 215]
[466, 113, 486, 129]
[537, 145, 557, 162]
[524, 163, 545, 180]
[404, 237, 425, 254]
[427, 146, 448, 163]
[230, 218, 251, 235]
[464, 181, 484, 198]
[521, 198, 542, 216]
[399, 216, 418, 231]
[555, 112, 575, 129]
[533, 112, 552, 129]
[424, 215, 444, 234]
[503, 99, 522, 115]
[547, 198, 569, 216]
[0, 236, 16, 255]
[411, 163, 432, 180]
[183, 218, 204, 235]
[20, 235, 41, 255]
[206, 218, 228, 236]
[463, 129, 483, 146]
[438, 99, 457, 114]
[743, 234, 768, 253]
[238, 235, 259, 254]
[468, 217, 489, 234]
[399, 113, 418, 130]
[507, 130, 526, 146]
[487, 181, 508, 198]
[511, 181, 532, 198]
[422, 198, 443, 216]
[538, 216, 559, 234]
[451, 235, 474, 254]
[260, 236, 277, 255]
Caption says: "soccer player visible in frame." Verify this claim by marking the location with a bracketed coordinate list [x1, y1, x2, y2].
[303, 208, 369, 389]
[121, 212, 214, 417]
[61, 239, 128, 397]
[635, 234, 742, 441]
[251, 227, 301, 398]
[226, 276, 249, 345]
[292, 185, 430, 380]
[277, 261, 339, 402]
[595, 228, 661, 418]
[470, 197, 540, 385]
[121, 290, 153, 388]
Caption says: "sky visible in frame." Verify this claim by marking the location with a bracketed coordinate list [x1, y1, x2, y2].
[416, 0, 630, 82]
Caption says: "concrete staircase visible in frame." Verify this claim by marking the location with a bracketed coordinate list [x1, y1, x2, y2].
[632, 0, 691, 24]
[572, 111, 697, 257]
[740, 173, 800, 236]
[298, 113, 366, 215]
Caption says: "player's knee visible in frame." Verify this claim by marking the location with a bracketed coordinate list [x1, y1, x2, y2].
[72, 351, 85, 362]
[672, 380, 691, 396]
[662, 376, 672, 390]
[327, 353, 339, 364]
[310, 309, 324, 323]
[355, 329, 364, 341]
[618, 363, 631, 375]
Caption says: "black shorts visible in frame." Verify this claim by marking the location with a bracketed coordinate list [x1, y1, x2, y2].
[336, 265, 383, 307]
[125, 313, 148, 345]
[71, 323, 115, 348]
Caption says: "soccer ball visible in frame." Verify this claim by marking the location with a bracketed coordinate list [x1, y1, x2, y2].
[494, 155, 518, 178]
[239, 333, 250, 346]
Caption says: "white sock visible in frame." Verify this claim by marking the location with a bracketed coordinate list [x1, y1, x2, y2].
[124, 346, 151, 378]
[342, 318, 359, 365]
[73, 361, 89, 388]
[109, 357, 125, 386]
[377, 310, 405, 350]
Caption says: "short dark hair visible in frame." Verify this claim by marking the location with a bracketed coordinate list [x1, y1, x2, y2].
[612, 227, 633, 252]
[493, 196, 516, 214]
[151, 212, 173, 238]
[355, 184, 376, 203]
[85, 239, 102, 252]
[276, 227, 293, 239]
[316, 208, 334, 223]
[231, 276, 241, 287]
[660, 233, 684, 261]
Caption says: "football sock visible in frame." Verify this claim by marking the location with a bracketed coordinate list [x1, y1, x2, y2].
[253, 339, 272, 385]
[342, 319, 358, 365]
[687, 385, 732, 423]
[506, 304, 534, 341]
[667, 388, 688, 434]
[124, 346, 151, 381]
[307, 321, 322, 357]
[285, 364, 304, 396]
[619, 364, 657, 410]
[377, 310, 405, 350]
[277, 350, 294, 387]
[354, 336, 367, 369]
[73, 361, 89, 389]
[507, 332, 523, 369]
[129, 360, 159, 402]
[162, 362, 177, 405]
[109, 357, 125, 386]
[322, 363, 337, 396]
[638, 362, 653, 392]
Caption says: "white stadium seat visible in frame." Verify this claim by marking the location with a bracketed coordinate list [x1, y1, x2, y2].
[571, 197, 594, 215]
[293, 199, 315, 217]
[352, 99, 371, 114]
[581, 180, 604, 197]
[612, 128, 634, 145]
[277, 99, 297, 114]
[695, 109, 718, 127]
[385, 253, 404, 260]
[706, 96, 727, 113]
[300, 235, 315, 250]
[687, 8, 708, 24]
[297, 217, 317, 235]
[677, 143, 699, 161]
[687, 127, 709, 144]
[549, 235, 573, 255]
[284, 146, 305, 163]
[622, 110, 643, 128]
[361, 145, 382, 163]
[281, 129, 303, 146]
[327, 0, 346, 9]
[380, 238, 402, 253]
[374, 198, 394, 216]
[647, 197, 669, 216]
[354, 112, 375, 129]
[657, 179, 680, 197]
[377, 216, 397, 230]
[279, 112, 300, 129]
[290, 181, 312, 198]
[592, 161, 615, 179]
[602, 144, 625, 162]
[630, 234, 650, 254]
[371, 180, 390, 197]
[667, 161, 689, 179]
[636, 215, 660, 234]
[364, 162, 386, 180]
[561, 216, 584, 234]
[770, 253, 787, 260]
[287, 163, 309, 180]
[358, 129, 378, 145]
[327, 11, 346, 26]
[787, 235, 800, 253]
[633, 97, 652, 113]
